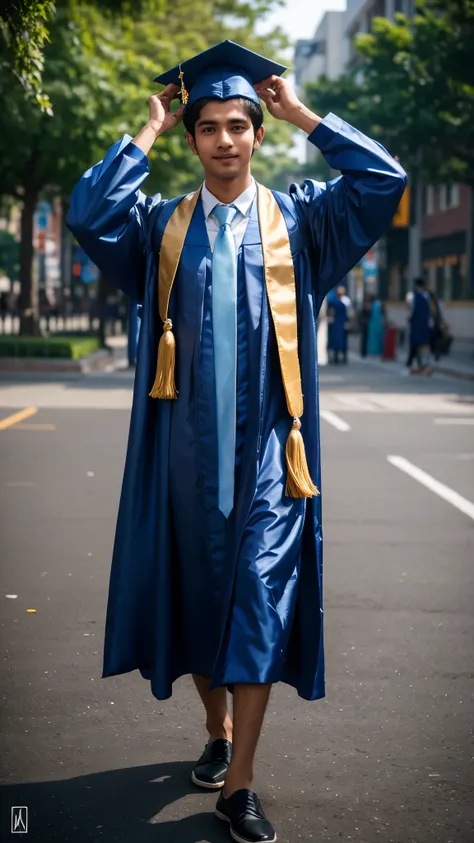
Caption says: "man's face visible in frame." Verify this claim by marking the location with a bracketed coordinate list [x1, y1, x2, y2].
[186, 99, 264, 180]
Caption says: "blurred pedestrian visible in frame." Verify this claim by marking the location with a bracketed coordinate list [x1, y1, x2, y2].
[406, 277, 432, 374]
[366, 295, 385, 356]
[428, 289, 449, 361]
[0, 291, 8, 324]
[358, 293, 372, 357]
[327, 286, 350, 363]
[66, 41, 407, 843]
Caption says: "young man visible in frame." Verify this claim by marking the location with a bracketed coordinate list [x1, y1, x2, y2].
[67, 41, 407, 843]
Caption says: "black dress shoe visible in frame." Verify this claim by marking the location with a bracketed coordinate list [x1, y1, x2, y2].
[191, 738, 232, 789]
[215, 788, 277, 843]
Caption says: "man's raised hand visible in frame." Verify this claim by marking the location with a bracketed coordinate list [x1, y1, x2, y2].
[254, 75, 321, 134]
[254, 76, 301, 122]
[148, 84, 184, 135]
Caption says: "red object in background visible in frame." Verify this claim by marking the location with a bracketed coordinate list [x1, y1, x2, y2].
[383, 326, 398, 360]
[72, 262, 81, 277]
[36, 231, 46, 253]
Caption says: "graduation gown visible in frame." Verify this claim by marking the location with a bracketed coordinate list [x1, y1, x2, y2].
[410, 289, 431, 348]
[327, 293, 349, 353]
[66, 113, 407, 701]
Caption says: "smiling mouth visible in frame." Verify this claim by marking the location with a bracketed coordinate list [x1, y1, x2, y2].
[214, 154, 238, 160]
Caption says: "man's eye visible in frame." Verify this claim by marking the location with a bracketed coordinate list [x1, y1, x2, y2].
[233, 126, 245, 131]
[202, 127, 214, 133]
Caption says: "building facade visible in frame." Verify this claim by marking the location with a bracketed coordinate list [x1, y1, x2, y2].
[340, 0, 474, 338]
[294, 11, 344, 164]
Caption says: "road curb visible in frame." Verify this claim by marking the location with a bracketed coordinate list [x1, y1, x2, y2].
[0, 349, 113, 374]
[348, 351, 474, 381]
[432, 365, 474, 381]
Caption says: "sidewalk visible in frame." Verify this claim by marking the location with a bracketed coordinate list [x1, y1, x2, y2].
[347, 335, 474, 381]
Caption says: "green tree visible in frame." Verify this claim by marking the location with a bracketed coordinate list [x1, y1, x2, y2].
[0, 0, 55, 110]
[306, 0, 474, 183]
[305, 0, 474, 285]
[0, 0, 294, 335]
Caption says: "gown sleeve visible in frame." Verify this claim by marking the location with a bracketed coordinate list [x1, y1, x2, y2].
[66, 135, 162, 301]
[290, 113, 408, 299]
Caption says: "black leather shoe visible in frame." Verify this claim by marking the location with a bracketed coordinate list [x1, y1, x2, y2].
[215, 788, 277, 843]
[191, 739, 232, 789]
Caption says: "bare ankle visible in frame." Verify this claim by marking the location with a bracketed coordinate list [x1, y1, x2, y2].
[206, 714, 233, 743]
[224, 766, 253, 798]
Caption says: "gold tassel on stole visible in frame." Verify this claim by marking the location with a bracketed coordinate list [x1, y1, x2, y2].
[257, 184, 319, 500]
[149, 318, 177, 399]
[285, 418, 320, 498]
[149, 184, 319, 500]
[149, 189, 201, 401]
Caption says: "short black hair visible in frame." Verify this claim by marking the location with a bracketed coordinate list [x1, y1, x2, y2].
[183, 97, 264, 139]
[414, 276, 425, 288]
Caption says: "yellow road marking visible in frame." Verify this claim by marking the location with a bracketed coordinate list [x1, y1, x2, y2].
[0, 407, 38, 431]
[13, 423, 56, 431]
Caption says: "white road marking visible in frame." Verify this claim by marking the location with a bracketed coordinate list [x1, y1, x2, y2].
[337, 395, 379, 411]
[320, 392, 473, 415]
[320, 410, 351, 432]
[387, 455, 474, 521]
[433, 418, 474, 425]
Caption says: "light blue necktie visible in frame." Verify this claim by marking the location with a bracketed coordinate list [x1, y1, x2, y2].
[211, 204, 238, 517]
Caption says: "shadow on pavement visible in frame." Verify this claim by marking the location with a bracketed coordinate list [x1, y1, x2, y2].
[2, 760, 230, 842]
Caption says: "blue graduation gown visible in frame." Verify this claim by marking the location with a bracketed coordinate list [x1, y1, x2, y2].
[410, 289, 431, 347]
[66, 113, 407, 701]
[327, 293, 349, 353]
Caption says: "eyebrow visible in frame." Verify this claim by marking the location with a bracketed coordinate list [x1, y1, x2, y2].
[196, 117, 251, 127]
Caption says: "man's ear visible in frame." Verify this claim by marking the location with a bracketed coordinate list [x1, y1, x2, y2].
[185, 130, 199, 156]
[253, 125, 265, 151]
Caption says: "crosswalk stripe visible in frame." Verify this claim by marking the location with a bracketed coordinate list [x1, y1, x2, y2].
[387, 455, 474, 521]
[320, 410, 351, 432]
[433, 418, 474, 425]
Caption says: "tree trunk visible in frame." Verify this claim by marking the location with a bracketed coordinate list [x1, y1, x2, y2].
[97, 271, 108, 348]
[19, 153, 40, 337]
[60, 200, 73, 312]
[467, 184, 474, 298]
[408, 172, 423, 282]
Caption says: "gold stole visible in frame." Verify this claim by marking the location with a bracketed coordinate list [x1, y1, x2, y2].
[149, 184, 319, 499]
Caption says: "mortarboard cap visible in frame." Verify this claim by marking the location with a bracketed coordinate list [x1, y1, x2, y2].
[154, 40, 287, 107]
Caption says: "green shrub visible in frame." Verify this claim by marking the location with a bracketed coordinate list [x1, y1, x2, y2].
[0, 336, 100, 359]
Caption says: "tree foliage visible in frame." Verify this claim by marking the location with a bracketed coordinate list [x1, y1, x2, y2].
[0, 0, 296, 333]
[0, 0, 294, 201]
[305, 0, 474, 186]
[0, 0, 55, 110]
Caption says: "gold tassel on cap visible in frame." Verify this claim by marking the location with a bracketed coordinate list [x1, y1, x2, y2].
[285, 419, 320, 499]
[149, 319, 177, 399]
[178, 66, 189, 105]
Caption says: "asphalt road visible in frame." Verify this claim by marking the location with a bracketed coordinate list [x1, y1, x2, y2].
[1, 357, 473, 843]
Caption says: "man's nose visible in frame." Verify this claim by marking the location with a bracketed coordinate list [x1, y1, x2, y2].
[217, 130, 233, 147]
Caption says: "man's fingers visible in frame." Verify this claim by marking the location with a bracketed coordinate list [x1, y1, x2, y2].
[255, 74, 280, 89]
[173, 105, 184, 124]
[157, 83, 179, 99]
[255, 88, 275, 104]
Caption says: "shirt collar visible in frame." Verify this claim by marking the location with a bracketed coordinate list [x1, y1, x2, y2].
[201, 178, 257, 221]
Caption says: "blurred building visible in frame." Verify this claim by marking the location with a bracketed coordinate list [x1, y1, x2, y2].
[342, 0, 415, 68]
[294, 11, 344, 164]
[336, 0, 473, 338]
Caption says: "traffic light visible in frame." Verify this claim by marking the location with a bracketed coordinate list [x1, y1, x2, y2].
[392, 186, 410, 227]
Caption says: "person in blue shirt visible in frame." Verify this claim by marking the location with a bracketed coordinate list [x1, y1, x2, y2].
[67, 41, 406, 843]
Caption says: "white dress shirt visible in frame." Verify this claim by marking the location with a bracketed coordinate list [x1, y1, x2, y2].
[201, 178, 257, 250]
